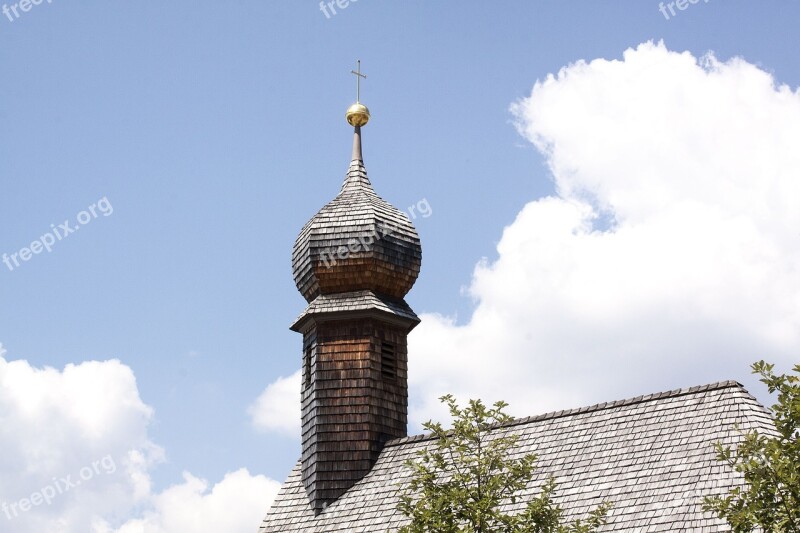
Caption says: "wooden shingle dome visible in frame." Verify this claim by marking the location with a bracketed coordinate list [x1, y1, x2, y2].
[291, 128, 422, 303]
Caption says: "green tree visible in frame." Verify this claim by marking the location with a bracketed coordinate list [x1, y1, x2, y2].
[397, 395, 611, 533]
[703, 361, 800, 532]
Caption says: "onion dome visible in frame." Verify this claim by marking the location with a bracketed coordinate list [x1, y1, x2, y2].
[292, 123, 422, 303]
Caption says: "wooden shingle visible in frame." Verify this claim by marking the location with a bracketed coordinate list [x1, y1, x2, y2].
[259, 381, 774, 532]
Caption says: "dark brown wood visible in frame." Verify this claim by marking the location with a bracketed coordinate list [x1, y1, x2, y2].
[300, 316, 411, 511]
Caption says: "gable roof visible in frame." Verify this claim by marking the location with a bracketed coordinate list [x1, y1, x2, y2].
[259, 380, 774, 532]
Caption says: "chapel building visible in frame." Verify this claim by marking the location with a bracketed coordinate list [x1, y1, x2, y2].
[258, 71, 774, 532]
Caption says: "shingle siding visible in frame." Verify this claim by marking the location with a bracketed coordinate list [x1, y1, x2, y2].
[259, 380, 774, 532]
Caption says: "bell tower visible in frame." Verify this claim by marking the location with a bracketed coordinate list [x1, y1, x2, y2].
[290, 61, 422, 512]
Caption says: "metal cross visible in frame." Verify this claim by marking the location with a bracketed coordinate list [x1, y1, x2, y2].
[350, 60, 367, 103]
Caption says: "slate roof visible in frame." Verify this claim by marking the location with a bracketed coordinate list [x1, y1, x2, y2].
[259, 380, 774, 532]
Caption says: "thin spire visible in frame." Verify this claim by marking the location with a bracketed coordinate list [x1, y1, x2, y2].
[352, 126, 363, 162]
[346, 60, 370, 163]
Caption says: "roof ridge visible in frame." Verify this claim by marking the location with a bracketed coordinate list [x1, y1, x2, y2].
[387, 380, 748, 447]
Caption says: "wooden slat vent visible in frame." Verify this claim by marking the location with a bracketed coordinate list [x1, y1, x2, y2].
[381, 342, 397, 382]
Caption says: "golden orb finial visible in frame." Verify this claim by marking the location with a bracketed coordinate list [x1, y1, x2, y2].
[347, 60, 370, 127]
[346, 102, 370, 127]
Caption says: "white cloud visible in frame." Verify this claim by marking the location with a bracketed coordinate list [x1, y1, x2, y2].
[0, 354, 160, 532]
[407, 41, 800, 426]
[0, 351, 279, 533]
[248, 370, 301, 438]
[94, 469, 280, 533]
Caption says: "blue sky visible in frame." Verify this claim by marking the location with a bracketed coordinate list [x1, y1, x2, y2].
[2, 2, 800, 531]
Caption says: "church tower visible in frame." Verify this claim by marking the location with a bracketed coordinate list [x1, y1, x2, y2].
[290, 62, 422, 512]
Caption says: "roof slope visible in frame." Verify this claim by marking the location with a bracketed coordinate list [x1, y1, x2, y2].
[259, 381, 774, 532]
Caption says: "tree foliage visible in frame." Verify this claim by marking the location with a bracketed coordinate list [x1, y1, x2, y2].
[397, 395, 611, 533]
[703, 361, 800, 532]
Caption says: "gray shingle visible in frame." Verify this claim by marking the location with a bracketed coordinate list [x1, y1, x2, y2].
[292, 158, 422, 303]
[291, 290, 419, 331]
[258, 380, 774, 532]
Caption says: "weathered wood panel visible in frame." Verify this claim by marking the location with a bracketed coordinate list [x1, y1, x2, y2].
[300, 317, 410, 510]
